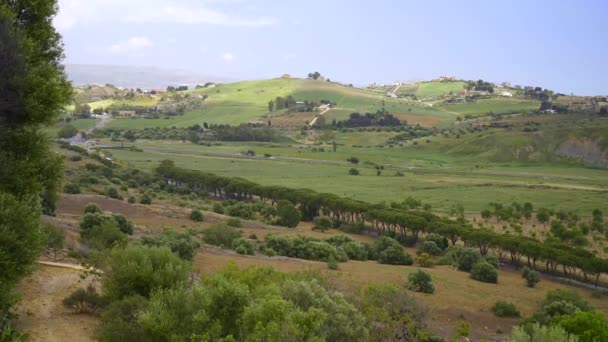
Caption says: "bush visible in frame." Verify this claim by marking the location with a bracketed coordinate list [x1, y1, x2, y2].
[327, 256, 339, 270]
[141, 229, 201, 261]
[140, 194, 152, 205]
[276, 200, 301, 228]
[349, 168, 360, 175]
[84, 203, 102, 214]
[83, 221, 128, 250]
[416, 252, 434, 267]
[112, 214, 134, 235]
[127, 195, 136, 204]
[313, 216, 332, 232]
[424, 233, 449, 251]
[226, 217, 241, 227]
[470, 261, 498, 283]
[63, 285, 106, 314]
[341, 241, 368, 260]
[522, 266, 541, 288]
[190, 209, 203, 222]
[57, 124, 79, 138]
[234, 238, 255, 255]
[69, 155, 82, 161]
[106, 187, 120, 199]
[457, 248, 482, 272]
[407, 270, 434, 294]
[203, 224, 242, 248]
[492, 301, 520, 317]
[542, 289, 592, 312]
[212, 202, 224, 214]
[378, 246, 413, 265]
[98, 295, 148, 342]
[511, 323, 577, 342]
[419, 241, 442, 256]
[63, 183, 81, 194]
[102, 245, 191, 300]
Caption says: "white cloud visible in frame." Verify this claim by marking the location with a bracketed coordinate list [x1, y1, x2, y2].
[221, 52, 234, 62]
[55, 0, 277, 31]
[110, 37, 153, 54]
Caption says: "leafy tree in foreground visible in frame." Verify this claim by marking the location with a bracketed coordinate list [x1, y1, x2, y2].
[0, 0, 71, 333]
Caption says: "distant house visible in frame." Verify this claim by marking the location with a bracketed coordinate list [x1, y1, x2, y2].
[499, 91, 513, 97]
[438, 75, 456, 82]
[118, 110, 136, 117]
[281, 74, 291, 79]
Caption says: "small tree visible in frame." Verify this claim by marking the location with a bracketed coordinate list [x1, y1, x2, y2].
[492, 301, 520, 317]
[416, 252, 434, 267]
[522, 266, 541, 288]
[470, 261, 498, 283]
[327, 256, 339, 270]
[349, 168, 360, 176]
[276, 200, 301, 228]
[106, 187, 120, 199]
[63, 183, 81, 194]
[407, 270, 434, 294]
[57, 124, 79, 138]
[140, 194, 152, 205]
[313, 216, 332, 232]
[84, 203, 102, 214]
[190, 209, 204, 222]
[346, 157, 359, 164]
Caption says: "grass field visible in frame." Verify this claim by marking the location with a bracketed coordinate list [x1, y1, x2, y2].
[416, 81, 467, 99]
[105, 139, 608, 214]
[439, 98, 539, 117]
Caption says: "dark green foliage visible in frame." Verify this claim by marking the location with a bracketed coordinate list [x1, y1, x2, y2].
[492, 301, 520, 317]
[63, 183, 81, 194]
[457, 248, 482, 272]
[542, 289, 593, 313]
[470, 261, 498, 283]
[99, 295, 148, 342]
[407, 270, 434, 294]
[140, 194, 152, 205]
[555, 311, 608, 342]
[62, 285, 106, 314]
[127, 196, 136, 204]
[212, 202, 224, 214]
[226, 202, 254, 219]
[341, 241, 369, 261]
[83, 222, 128, 250]
[378, 246, 413, 265]
[419, 241, 442, 256]
[202, 224, 242, 248]
[522, 266, 541, 287]
[101, 245, 191, 301]
[84, 203, 101, 214]
[276, 200, 301, 228]
[349, 168, 360, 175]
[57, 124, 78, 138]
[313, 216, 332, 232]
[234, 238, 255, 255]
[112, 214, 134, 235]
[327, 256, 339, 270]
[226, 217, 242, 227]
[424, 233, 449, 251]
[105, 187, 120, 199]
[190, 209, 203, 222]
[141, 229, 201, 261]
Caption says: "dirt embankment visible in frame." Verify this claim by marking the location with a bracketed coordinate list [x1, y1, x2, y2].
[556, 138, 608, 167]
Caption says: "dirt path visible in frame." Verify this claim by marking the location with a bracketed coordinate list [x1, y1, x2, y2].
[15, 265, 99, 342]
[308, 106, 331, 127]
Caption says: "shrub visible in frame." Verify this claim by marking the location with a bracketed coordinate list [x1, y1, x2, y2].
[522, 266, 541, 288]
[407, 270, 434, 294]
[226, 217, 241, 227]
[102, 245, 191, 300]
[112, 214, 134, 235]
[348, 168, 360, 175]
[98, 295, 148, 342]
[341, 241, 368, 261]
[511, 323, 577, 342]
[416, 252, 434, 267]
[127, 195, 136, 204]
[226, 203, 254, 219]
[378, 246, 413, 265]
[234, 238, 255, 255]
[83, 221, 128, 250]
[457, 248, 481, 272]
[470, 261, 498, 283]
[492, 301, 520, 317]
[419, 241, 442, 256]
[106, 187, 120, 199]
[203, 224, 242, 248]
[63, 183, 81, 194]
[63, 285, 106, 314]
[275, 200, 301, 228]
[141, 229, 201, 261]
[140, 194, 152, 205]
[313, 216, 332, 232]
[212, 202, 225, 214]
[483, 254, 499, 269]
[69, 155, 82, 161]
[327, 256, 339, 270]
[84, 203, 102, 214]
[425, 233, 449, 251]
[57, 124, 79, 138]
[542, 289, 592, 312]
[190, 209, 204, 222]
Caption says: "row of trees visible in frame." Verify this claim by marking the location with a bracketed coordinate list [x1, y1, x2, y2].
[156, 160, 608, 286]
[333, 110, 402, 128]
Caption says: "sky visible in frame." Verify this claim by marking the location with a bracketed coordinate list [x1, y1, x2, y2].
[55, 0, 608, 95]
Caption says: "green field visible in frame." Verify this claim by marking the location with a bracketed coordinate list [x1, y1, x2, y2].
[416, 81, 467, 99]
[439, 98, 539, 117]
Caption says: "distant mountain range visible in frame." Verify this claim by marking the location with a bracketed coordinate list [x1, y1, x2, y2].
[65, 64, 232, 89]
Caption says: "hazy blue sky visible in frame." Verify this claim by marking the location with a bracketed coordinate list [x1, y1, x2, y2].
[56, 0, 607, 94]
